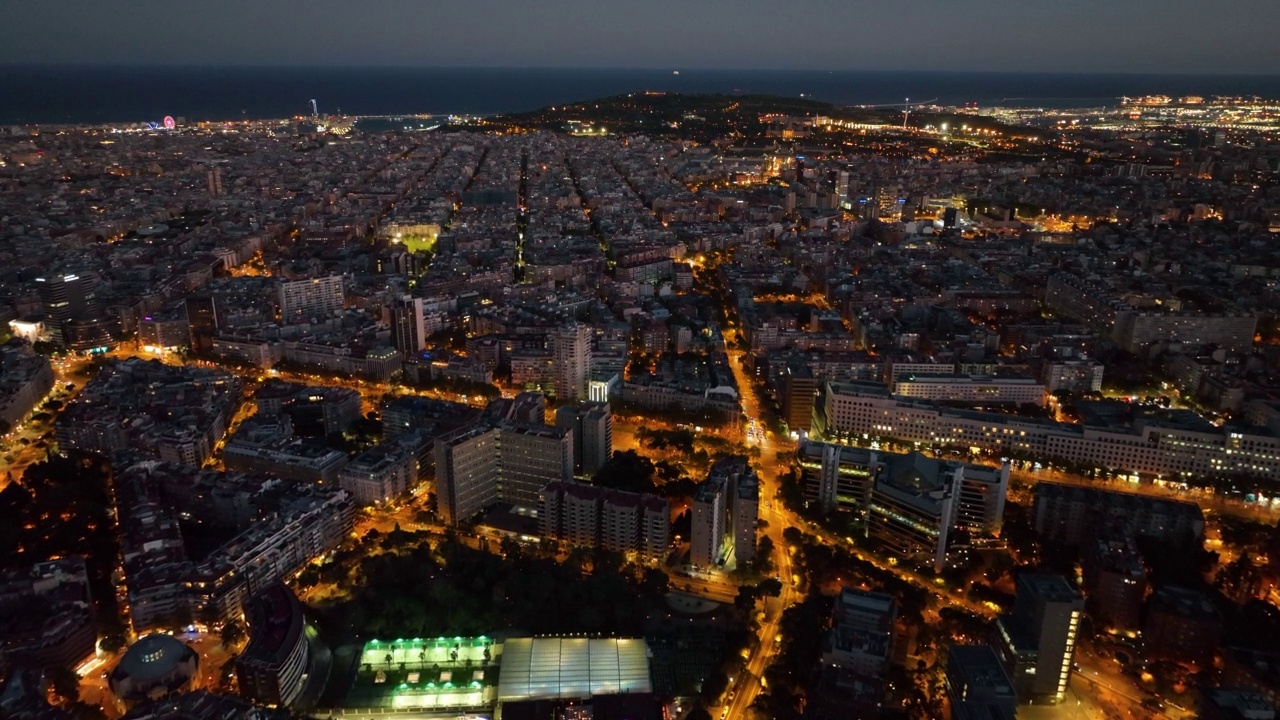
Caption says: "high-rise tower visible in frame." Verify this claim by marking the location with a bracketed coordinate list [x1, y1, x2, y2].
[552, 323, 591, 403]
[389, 296, 426, 354]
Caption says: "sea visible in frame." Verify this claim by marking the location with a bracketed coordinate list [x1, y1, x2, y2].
[2, 65, 1280, 126]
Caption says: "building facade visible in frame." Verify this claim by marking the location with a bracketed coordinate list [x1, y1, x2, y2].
[553, 323, 592, 403]
[822, 588, 896, 678]
[338, 443, 418, 505]
[555, 402, 613, 479]
[995, 574, 1083, 704]
[435, 421, 574, 525]
[539, 481, 670, 561]
[814, 381, 1280, 479]
[891, 374, 1047, 406]
[236, 584, 311, 708]
[690, 456, 759, 569]
[946, 644, 1017, 720]
[1032, 482, 1204, 546]
[278, 276, 344, 322]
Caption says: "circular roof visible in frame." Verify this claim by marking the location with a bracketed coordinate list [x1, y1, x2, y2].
[116, 634, 196, 683]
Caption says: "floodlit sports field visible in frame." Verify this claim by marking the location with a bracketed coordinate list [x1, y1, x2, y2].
[361, 636, 493, 668]
[348, 637, 498, 710]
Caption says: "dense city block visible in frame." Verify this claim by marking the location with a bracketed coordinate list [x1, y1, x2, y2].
[2, 89, 1280, 720]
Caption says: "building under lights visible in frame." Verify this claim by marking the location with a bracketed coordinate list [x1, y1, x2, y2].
[812, 380, 1280, 479]
[235, 584, 312, 708]
[797, 441, 1009, 569]
[994, 574, 1083, 705]
[277, 275, 344, 322]
[353, 636, 498, 710]
[347, 636, 653, 714]
[497, 637, 652, 703]
[690, 456, 759, 569]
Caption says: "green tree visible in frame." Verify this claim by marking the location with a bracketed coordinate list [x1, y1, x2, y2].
[701, 668, 730, 704]
[757, 578, 784, 597]
[593, 450, 657, 493]
[499, 537, 524, 559]
[44, 665, 81, 705]
[641, 568, 670, 597]
[99, 616, 128, 654]
[751, 535, 776, 575]
[782, 527, 803, 546]
[220, 619, 245, 647]
[219, 655, 238, 690]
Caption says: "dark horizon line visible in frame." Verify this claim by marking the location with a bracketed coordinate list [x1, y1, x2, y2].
[2, 63, 1280, 79]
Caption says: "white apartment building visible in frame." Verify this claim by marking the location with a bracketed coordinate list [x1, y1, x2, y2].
[278, 276, 344, 322]
[434, 426, 501, 526]
[691, 456, 759, 569]
[892, 374, 1046, 406]
[435, 422, 574, 525]
[553, 323, 591, 403]
[1113, 310, 1257, 354]
[338, 443, 418, 505]
[815, 381, 1280, 479]
[1042, 360, 1104, 393]
[691, 475, 727, 568]
[538, 481, 670, 561]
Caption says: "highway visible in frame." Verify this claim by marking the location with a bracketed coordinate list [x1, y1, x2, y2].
[719, 480, 797, 720]
[716, 329, 1192, 720]
[714, 331, 1005, 720]
[712, 338, 802, 720]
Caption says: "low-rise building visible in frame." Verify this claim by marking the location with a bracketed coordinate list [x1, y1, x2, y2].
[109, 634, 199, 705]
[1042, 360, 1104, 394]
[0, 558, 95, 671]
[822, 588, 896, 679]
[1033, 482, 1204, 546]
[338, 442, 418, 505]
[814, 380, 1280, 479]
[1200, 688, 1277, 720]
[114, 460, 355, 633]
[1082, 536, 1147, 635]
[891, 374, 1046, 406]
[945, 644, 1017, 720]
[1144, 585, 1221, 666]
[223, 419, 349, 485]
[56, 359, 240, 466]
[254, 381, 361, 436]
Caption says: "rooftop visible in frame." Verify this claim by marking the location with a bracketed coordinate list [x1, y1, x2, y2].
[497, 637, 651, 702]
[1018, 574, 1082, 604]
[114, 634, 197, 684]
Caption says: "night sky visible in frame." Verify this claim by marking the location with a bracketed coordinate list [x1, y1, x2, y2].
[2, 0, 1277, 74]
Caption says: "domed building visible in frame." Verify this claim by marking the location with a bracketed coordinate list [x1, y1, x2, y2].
[109, 633, 199, 703]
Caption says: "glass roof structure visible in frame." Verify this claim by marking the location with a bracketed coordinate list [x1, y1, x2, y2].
[496, 637, 652, 701]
